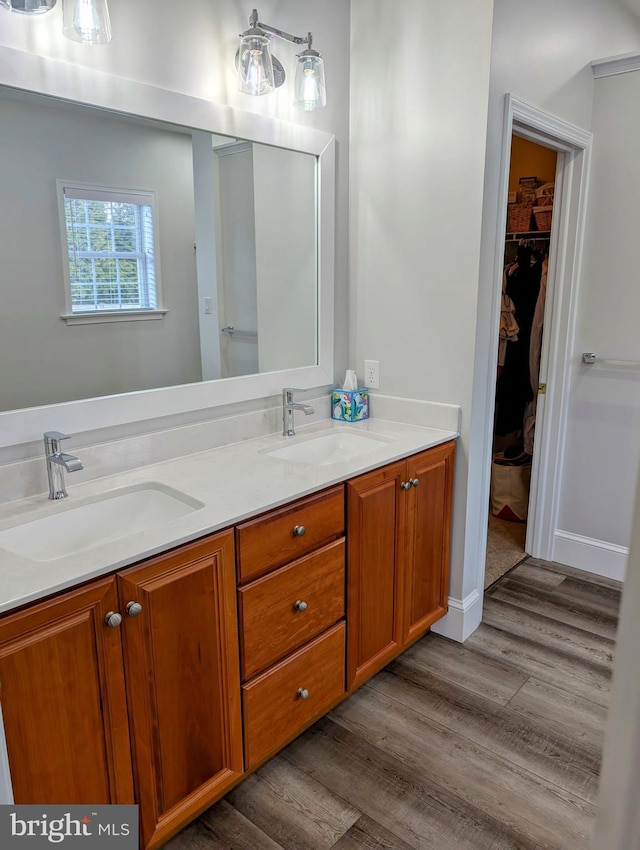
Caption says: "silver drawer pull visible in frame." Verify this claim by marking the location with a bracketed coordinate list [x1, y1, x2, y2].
[104, 611, 122, 628]
[126, 601, 143, 617]
[410, 478, 420, 487]
[293, 525, 306, 537]
[294, 600, 308, 612]
[297, 688, 309, 700]
[400, 481, 411, 491]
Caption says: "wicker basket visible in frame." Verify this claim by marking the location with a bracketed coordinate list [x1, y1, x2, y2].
[533, 205, 553, 231]
[507, 203, 533, 233]
[535, 182, 555, 207]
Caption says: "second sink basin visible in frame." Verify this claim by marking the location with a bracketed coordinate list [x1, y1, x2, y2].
[265, 430, 390, 467]
[0, 483, 204, 562]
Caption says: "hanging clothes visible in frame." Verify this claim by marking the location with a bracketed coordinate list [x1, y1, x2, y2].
[495, 244, 542, 435]
[523, 257, 548, 455]
[498, 271, 519, 367]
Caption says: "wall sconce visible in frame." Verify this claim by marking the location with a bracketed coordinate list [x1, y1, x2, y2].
[0, 0, 112, 45]
[237, 8, 326, 111]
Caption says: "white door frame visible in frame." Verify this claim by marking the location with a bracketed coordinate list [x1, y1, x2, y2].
[484, 95, 592, 566]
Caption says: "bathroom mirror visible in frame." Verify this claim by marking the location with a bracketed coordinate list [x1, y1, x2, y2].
[0, 46, 335, 447]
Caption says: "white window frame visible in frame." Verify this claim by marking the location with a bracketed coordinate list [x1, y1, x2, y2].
[56, 180, 167, 325]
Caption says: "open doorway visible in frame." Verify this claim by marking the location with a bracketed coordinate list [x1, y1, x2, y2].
[485, 135, 558, 587]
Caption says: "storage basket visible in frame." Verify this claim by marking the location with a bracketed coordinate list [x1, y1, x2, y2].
[490, 454, 531, 521]
[533, 205, 553, 231]
[507, 203, 533, 233]
[518, 176, 539, 204]
[535, 182, 555, 207]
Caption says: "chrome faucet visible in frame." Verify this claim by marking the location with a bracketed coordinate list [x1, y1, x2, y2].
[282, 388, 314, 437]
[44, 432, 84, 500]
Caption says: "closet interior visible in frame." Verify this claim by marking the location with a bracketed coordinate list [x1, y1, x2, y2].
[485, 135, 558, 587]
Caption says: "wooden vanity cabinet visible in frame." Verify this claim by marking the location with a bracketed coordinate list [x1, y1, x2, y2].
[0, 442, 454, 848]
[346, 459, 408, 689]
[347, 441, 455, 689]
[0, 530, 243, 850]
[0, 578, 134, 806]
[403, 441, 455, 643]
[236, 485, 347, 770]
[117, 530, 243, 850]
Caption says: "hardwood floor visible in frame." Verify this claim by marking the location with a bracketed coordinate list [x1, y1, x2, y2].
[165, 558, 619, 849]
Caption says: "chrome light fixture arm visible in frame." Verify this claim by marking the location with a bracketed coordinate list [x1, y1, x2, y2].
[250, 13, 313, 49]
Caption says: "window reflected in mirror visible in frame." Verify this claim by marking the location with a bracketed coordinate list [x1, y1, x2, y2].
[0, 90, 319, 412]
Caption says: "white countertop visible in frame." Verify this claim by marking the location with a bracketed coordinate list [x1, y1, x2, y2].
[0, 417, 457, 615]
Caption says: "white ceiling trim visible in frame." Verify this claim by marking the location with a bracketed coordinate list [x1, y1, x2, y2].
[592, 51, 640, 78]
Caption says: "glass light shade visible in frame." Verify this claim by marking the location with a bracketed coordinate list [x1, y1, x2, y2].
[238, 32, 275, 96]
[0, 0, 57, 12]
[62, 0, 111, 44]
[294, 51, 326, 111]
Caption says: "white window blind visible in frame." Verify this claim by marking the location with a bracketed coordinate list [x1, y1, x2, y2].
[60, 184, 159, 314]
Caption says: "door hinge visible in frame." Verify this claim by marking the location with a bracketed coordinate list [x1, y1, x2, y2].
[538, 383, 547, 395]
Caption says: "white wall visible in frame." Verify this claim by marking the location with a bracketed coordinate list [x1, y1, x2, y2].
[254, 145, 317, 373]
[0, 0, 350, 420]
[349, 0, 640, 629]
[192, 130, 223, 382]
[474, 0, 640, 588]
[490, 0, 640, 131]
[558, 69, 640, 554]
[216, 145, 259, 378]
[349, 0, 495, 620]
[0, 95, 200, 410]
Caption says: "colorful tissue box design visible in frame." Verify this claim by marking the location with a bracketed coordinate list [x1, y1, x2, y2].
[331, 389, 369, 422]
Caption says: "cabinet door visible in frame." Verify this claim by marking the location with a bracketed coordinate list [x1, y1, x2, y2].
[0, 578, 133, 805]
[346, 460, 407, 689]
[118, 531, 243, 850]
[403, 441, 455, 644]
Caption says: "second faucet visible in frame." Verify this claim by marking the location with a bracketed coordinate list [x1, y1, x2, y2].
[282, 388, 314, 437]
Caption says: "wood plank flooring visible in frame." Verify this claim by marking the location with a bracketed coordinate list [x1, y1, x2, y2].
[165, 558, 619, 849]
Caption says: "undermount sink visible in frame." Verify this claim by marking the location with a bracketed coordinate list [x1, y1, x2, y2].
[265, 430, 390, 467]
[0, 483, 204, 562]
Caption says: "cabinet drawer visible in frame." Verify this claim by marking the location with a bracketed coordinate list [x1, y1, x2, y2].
[239, 538, 345, 680]
[236, 486, 344, 583]
[242, 622, 345, 769]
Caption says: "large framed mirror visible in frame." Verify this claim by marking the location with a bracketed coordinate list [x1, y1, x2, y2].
[0, 46, 335, 448]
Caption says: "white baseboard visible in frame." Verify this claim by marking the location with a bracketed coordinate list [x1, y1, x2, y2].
[431, 590, 483, 643]
[553, 530, 628, 582]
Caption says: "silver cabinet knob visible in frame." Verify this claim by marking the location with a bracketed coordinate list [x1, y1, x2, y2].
[297, 688, 309, 700]
[104, 611, 123, 628]
[293, 525, 306, 537]
[410, 478, 420, 487]
[294, 600, 308, 612]
[126, 601, 143, 617]
[400, 481, 411, 491]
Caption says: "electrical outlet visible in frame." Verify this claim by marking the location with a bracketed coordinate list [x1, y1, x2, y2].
[364, 359, 380, 389]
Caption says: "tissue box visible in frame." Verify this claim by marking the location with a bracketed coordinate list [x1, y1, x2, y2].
[331, 389, 369, 422]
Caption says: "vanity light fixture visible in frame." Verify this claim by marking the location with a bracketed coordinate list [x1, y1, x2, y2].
[237, 8, 326, 111]
[0, 0, 112, 45]
[0, 0, 57, 12]
[62, 0, 111, 44]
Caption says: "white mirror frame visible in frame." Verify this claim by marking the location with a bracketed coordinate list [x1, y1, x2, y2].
[0, 46, 335, 448]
